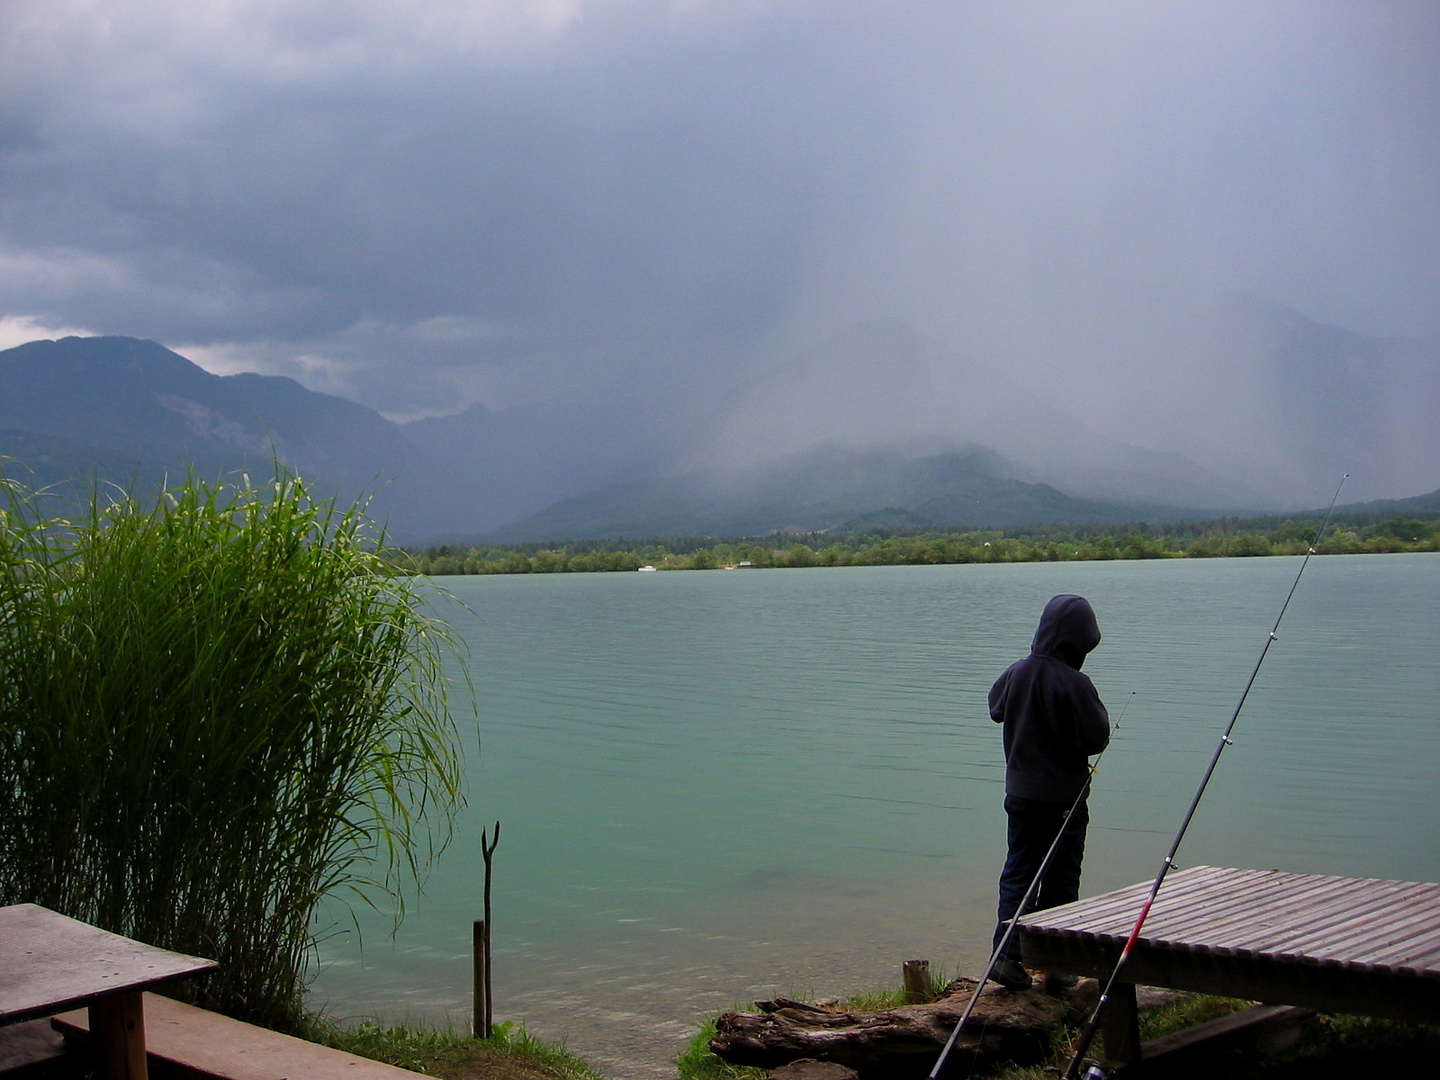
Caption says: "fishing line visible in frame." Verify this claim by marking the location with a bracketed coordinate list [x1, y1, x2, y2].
[928, 690, 1136, 1080]
[1060, 474, 1349, 1080]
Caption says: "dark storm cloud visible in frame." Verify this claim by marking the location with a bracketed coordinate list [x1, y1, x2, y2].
[0, 0, 909, 412]
[1, 0, 1438, 458]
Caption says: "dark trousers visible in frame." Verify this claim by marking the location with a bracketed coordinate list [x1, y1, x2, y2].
[992, 794, 1088, 961]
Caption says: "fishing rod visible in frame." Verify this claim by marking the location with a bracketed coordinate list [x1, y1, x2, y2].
[1060, 474, 1349, 1080]
[928, 691, 1136, 1080]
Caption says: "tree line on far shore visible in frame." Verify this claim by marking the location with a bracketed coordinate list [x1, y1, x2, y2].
[387, 511, 1440, 576]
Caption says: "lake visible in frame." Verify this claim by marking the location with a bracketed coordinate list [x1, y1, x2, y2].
[309, 553, 1440, 1077]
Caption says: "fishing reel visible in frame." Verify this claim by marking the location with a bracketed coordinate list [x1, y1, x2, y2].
[1044, 1061, 1108, 1079]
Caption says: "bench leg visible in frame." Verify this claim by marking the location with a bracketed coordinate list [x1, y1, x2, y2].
[1101, 982, 1141, 1068]
[90, 991, 148, 1080]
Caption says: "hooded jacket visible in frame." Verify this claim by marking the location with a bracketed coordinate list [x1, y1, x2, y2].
[989, 594, 1110, 802]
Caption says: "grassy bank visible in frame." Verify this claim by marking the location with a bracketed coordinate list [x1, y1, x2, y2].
[390, 509, 1440, 576]
[304, 1016, 603, 1080]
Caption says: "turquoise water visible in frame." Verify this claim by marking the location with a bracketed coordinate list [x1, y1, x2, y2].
[310, 553, 1440, 1077]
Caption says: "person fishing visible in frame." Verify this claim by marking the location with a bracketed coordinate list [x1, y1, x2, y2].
[987, 593, 1110, 991]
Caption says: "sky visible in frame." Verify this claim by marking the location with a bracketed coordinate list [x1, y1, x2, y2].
[2, 1, 1438, 480]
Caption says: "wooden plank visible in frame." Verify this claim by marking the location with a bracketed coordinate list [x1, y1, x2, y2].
[1019, 866, 1440, 969]
[1022, 932, 1440, 1023]
[1018, 866, 1440, 1025]
[54, 993, 430, 1080]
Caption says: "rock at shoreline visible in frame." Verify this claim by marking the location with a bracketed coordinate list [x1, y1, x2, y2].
[709, 977, 1070, 1079]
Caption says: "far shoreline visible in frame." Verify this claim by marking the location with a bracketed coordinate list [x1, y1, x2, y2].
[388, 510, 1440, 577]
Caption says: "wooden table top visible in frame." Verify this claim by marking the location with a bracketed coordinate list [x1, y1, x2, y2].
[0, 904, 217, 1024]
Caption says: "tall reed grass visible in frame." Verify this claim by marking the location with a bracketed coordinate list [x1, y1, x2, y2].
[0, 469, 464, 1029]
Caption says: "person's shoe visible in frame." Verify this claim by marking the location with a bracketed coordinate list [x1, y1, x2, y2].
[1043, 971, 1078, 994]
[990, 958, 1031, 990]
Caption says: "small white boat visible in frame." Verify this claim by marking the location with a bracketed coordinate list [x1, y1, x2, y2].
[638, 565, 657, 572]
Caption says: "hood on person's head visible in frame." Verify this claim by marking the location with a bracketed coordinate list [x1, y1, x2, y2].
[1030, 594, 1102, 670]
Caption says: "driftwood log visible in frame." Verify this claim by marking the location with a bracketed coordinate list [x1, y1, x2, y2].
[710, 978, 1072, 1079]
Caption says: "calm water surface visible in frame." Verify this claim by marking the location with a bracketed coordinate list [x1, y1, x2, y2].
[310, 554, 1440, 1077]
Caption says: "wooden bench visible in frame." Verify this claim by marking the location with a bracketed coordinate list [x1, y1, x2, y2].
[52, 994, 428, 1080]
[1117, 1002, 1313, 1076]
[0, 1017, 76, 1078]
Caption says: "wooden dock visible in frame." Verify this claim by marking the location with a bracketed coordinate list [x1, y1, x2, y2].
[1017, 864, 1440, 1067]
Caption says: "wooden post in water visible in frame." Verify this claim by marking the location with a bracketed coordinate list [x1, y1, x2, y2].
[474, 821, 501, 1039]
[472, 918, 487, 1039]
[902, 959, 931, 1004]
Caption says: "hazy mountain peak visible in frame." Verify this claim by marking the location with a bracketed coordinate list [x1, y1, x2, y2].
[701, 318, 1010, 472]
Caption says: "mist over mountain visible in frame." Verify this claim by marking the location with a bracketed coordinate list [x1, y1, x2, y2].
[485, 443, 1222, 543]
[1, 304, 1435, 545]
[959, 284, 1440, 503]
[403, 398, 672, 537]
[694, 316, 1273, 510]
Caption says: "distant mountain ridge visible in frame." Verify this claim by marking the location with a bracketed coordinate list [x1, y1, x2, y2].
[0, 336, 414, 500]
[1, 325, 1435, 543]
[484, 443, 1221, 541]
[0, 336, 671, 539]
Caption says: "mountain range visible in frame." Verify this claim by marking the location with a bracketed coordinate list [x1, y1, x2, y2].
[1, 305, 1436, 543]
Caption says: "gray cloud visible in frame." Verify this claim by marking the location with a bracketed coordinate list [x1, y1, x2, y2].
[2, 1, 1437, 495]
